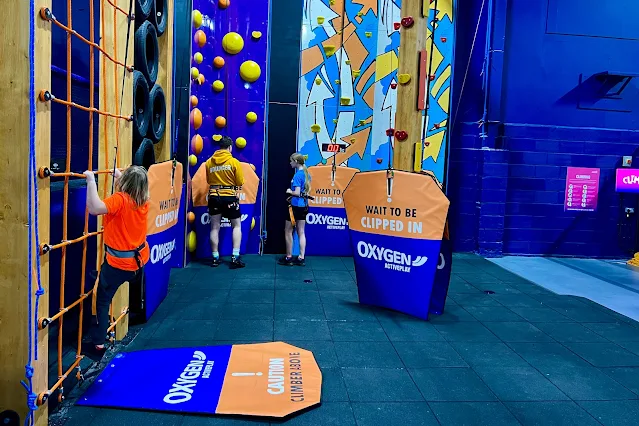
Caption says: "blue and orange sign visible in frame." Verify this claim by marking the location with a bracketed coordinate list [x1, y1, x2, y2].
[191, 162, 260, 257]
[343, 170, 449, 320]
[78, 342, 322, 417]
[305, 165, 358, 256]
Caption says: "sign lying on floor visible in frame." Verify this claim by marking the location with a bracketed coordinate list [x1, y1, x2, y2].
[344, 170, 450, 320]
[77, 342, 322, 417]
[305, 165, 358, 256]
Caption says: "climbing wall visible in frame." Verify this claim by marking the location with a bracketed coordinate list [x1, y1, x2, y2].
[296, 0, 454, 183]
[187, 0, 269, 256]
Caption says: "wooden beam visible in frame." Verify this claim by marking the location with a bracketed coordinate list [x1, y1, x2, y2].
[393, 0, 428, 172]
[154, 0, 175, 162]
[0, 0, 50, 424]
[98, 0, 134, 341]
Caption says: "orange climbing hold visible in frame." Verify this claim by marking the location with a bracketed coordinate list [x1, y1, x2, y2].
[213, 56, 225, 68]
[190, 95, 198, 107]
[197, 74, 205, 85]
[191, 108, 203, 129]
[188, 212, 196, 223]
[191, 134, 203, 155]
[194, 30, 207, 48]
[218, 0, 230, 9]
[215, 116, 227, 128]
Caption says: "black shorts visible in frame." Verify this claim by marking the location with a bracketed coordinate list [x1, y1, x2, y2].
[208, 195, 241, 220]
[287, 205, 308, 222]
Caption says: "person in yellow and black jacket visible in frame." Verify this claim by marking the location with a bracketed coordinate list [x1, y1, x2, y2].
[205, 136, 245, 268]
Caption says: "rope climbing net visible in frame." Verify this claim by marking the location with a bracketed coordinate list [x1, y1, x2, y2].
[23, 0, 134, 423]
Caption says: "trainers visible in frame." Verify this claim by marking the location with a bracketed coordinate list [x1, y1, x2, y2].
[211, 257, 221, 267]
[278, 256, 294, 266]
[81, 342, 106, 362]
[293, 257, 306, 267]
[230, 256, 245, 269]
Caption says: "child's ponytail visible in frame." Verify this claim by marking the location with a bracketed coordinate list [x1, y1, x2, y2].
[290, 153, 311, 195]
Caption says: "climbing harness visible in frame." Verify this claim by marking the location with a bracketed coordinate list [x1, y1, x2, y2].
[286, 193, 314, 228]
[105, 242, 146, 271]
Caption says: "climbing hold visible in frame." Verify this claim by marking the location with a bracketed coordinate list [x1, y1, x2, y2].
[251, 217, 256, 230]
[398, 73, 411, 84]
[194, 30, 206, 48]
[425, 141, 430, 147]
[395, 130, 408, 141]
[315, 78, 322, 85]
[246, 111, 258, 123]
[441, 36, 447, 43]
[190, 67, 199, 79]
[357, 11, 364, 17]
[213, 134, 222, 142]
[235, 137, 247, 149]
[311, 124, 321, 133]
[391, 83, 397, 89]
[190, 95, 198, 107]
[393, 22, 401, 30]
[337, 30, 342, 35]
[359, 119, 366, 125]
[215, 116, 227, 128]
[333, 119, 338, 124]
[352, 70, 360, 77]
[197, 74, 205, 85]
[192, 10, 203, 28]
[317, 16, 325, 24]
[401, 16, 415, 28]
[345, 60, 351, 65]
[191, 134, 203, 155]
[365, 31, 372, 38]
[190, 108, 202, 129]
[222, 32, 244, 54]
[189, 154, 198, 166]
[321, 158, 327, 165]
[193, 52, 203, 64]
[429, 74, 436, 81]
[240, 60, 261, 83]
[323, 45, 335, 57]
[188, 212, 196, 223]
[340, 97, 350, 105]
[212, 80, 224, 92]
[385, 128, 394, 136]
[188, 231, 197, 252]
[213, 56, 225, 68]
[335, 79, 341, 84]
[350, 138, 356, 143]
[218, 0, 230, 9]
[251, 31, 262, 40]
[434, 123, 441, 129]
[249, 163, 256, 171]
[376, 158, 383, 164]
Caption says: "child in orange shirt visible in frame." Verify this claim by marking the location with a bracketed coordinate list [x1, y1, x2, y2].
[83, 166, 150, 360]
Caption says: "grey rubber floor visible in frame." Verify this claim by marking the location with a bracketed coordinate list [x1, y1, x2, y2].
[61, 254, 639, 426]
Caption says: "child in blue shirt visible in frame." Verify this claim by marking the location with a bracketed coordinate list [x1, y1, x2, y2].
[279, 153, 311, 266]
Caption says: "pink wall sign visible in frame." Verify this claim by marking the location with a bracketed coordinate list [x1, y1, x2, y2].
[564, 167, 600, 212]
[615, 168, 639, 193]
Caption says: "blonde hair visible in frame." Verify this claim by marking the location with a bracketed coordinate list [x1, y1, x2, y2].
[290, 153, 311, 194]
[117, 166, 149, 207]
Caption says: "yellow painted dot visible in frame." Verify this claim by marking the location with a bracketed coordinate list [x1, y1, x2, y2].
[222, 32, 244, 55]
[246, 111, 258, 123]
[212, 80, 224, 92]
[235, 137, 247, 149]
[240, 60, 261, 83]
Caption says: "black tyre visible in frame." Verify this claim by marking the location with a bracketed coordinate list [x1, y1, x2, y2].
[132, 71, 151, 143]
[134, 21, 159, 86]
[153, 0, 168, 36]
[135, 0, 153, 24]
[148, 84, 166, 143]
[133, 138, 156, 170]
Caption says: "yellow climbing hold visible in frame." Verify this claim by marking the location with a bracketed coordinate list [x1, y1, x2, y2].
[357, 11, 364, 16]
[251, 31, 262, 40]
[251, 217, 256, 230]
[189, 154, 198, 166]
[235, 137, 247, 149]
[340, 97, 351, 105]
[192, 10, 203, 28]
[398, 73, 411, 84]
[246, 111, 258, 123]
[315, 78, 322, 85]
[352, 70, 360, 77]
[194, 52, 203, 64]
[311, 124, 321, 133]
[317, 16, 325, 24]
[222, 32, 244, 54]
[365, 31, 372, 38]
[335, 79, 341, 84]
[212, 80, 224, 92]
[323, 45, 336, 57]
[188, 231, 197, 252]
[333, 119, 338, 123]
[345, 60, 351, 65]
[359, 119, 366, 124]
[213, 134, 222, 142]
[240, 60, 261, 83]
[191, 67, 199, 79]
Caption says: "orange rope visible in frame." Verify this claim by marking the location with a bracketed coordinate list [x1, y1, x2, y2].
[42, 231, 103, 253]
[106, 308, 129, 333]
[49, 96, 131, 121]
[50, 19, 132, 71]
[37, 356, 83, 406]
[41, 291, 94, 329]
[113, 4, 121, 168]
[105, 0, 129, 16]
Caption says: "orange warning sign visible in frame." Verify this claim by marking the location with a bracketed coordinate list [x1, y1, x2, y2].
[147, 161, 184, 236]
